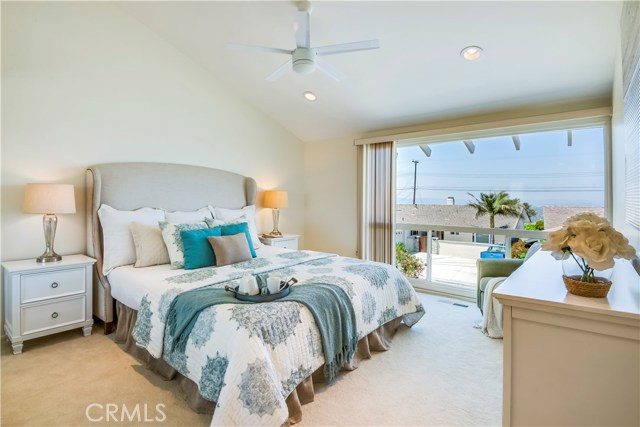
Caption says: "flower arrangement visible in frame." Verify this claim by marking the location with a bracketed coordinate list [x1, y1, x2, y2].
[542, 213, 636, 283]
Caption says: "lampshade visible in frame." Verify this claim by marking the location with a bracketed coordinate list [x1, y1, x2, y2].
[23, 184, 76, 214]
[263, 191, 288, 209]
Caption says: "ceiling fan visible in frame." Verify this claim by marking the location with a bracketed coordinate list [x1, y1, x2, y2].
[226, 2, 380, 81]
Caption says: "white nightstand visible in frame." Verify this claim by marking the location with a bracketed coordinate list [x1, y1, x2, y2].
[2, 254, 96, 354]
[259, 234, 300, 250]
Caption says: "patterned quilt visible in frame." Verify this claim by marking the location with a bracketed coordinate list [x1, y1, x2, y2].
[131, 251, 425, 426]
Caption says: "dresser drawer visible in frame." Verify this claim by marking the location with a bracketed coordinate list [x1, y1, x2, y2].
[21, 297, 86, 335]
[21, 268, 86, 303]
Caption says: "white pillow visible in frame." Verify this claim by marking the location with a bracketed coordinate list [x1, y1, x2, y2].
[164, 207, 213, 224]
[97, 205, 165, 275]
[204, 215, 246, 228]
[212, 205, 262, 249]
[159, 221, 208, 269]
[130, 222, 170, 267]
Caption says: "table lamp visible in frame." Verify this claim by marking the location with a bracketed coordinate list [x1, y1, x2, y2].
[263, 190, 288, 237]
[23, 183, 76, 263]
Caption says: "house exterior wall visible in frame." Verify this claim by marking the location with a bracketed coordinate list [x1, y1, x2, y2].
[444, 232, 473, 243]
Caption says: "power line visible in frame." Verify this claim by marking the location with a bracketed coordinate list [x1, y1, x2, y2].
[397, 186, 604, 193]
[397, 171, 603, 179]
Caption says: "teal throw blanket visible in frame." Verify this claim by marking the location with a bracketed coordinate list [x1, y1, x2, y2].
[166, 283, 358, 384]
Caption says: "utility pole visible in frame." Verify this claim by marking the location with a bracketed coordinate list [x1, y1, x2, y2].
[412, 160, 419, 205]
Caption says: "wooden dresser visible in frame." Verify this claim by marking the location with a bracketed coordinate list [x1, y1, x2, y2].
[494, 252, 640, 426]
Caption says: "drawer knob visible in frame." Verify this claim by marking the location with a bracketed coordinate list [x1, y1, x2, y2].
[51, 282, 59, 289]
[51, 312, 59, 319]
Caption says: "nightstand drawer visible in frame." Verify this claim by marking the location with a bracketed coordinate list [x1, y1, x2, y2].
[259, 234, 300, 250]
[273, 239, 298, 250]
[21, 268, 86, 303]
[21, 297, 86, 335]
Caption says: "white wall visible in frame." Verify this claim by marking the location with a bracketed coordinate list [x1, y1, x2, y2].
[303, 138, 357, 257]
[0, 1, 306, 331]
[611, 32, 640, 252]
[1, 1, 305, 266]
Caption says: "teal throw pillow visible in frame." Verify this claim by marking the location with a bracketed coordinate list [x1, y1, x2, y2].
[180, 228, 223, 270]
[215, 222, 257, 258]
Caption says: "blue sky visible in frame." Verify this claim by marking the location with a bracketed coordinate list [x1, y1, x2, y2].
[396, 127, 605, 208]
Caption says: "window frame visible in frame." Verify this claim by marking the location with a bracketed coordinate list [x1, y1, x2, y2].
[396, 115, 612, 221]
[394, 115, 612, 299]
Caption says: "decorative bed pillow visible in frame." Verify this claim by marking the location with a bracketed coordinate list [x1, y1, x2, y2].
[164, 207, 214, 224]
[159, 221, 208, 269]
[207, 233, 253, 267]
[129, 222, 170, 267]
[212, 205, 262, 249]
[204, 214, 245, 229]
[180, 222, 256, 269]
[97, 204, 165, 275]
[180, 228, 223, 270]
[216, 222, 257, 258]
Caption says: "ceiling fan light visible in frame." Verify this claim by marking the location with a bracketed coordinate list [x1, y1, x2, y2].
[293, 59, 316, 74]
[292, 47, 316, 74]
[461, 45, 483, 61]
[303, 91, 317, 101]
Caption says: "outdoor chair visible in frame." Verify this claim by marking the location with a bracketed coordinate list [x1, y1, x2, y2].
[476, 258, 523, 313]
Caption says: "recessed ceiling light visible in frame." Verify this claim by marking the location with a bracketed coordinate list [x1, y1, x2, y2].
[303, 91, 317, 101]
[460, 45, 483, 61]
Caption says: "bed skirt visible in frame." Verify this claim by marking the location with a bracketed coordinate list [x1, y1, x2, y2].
[115, 301, 403, 424]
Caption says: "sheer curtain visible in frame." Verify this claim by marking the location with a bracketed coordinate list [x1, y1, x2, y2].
[357, 141, 396, 264]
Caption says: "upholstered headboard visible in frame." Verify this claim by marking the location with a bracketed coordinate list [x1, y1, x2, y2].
[86, 162, 257, 332]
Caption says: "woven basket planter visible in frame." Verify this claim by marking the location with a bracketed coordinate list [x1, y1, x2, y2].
[562, 275, 612, 298]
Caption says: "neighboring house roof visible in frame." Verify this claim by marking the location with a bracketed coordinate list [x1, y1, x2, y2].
[543, 206, 605, 230]
[397, 204, 528, 229]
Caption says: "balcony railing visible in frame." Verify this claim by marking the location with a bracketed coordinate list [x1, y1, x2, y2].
[395, 223, 548, 299]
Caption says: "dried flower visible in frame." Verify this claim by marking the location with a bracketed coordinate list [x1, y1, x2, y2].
[564, 213, 610, 226]
[542, 214, 636, 282]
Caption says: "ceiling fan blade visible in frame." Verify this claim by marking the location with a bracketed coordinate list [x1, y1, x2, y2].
[226, 43, 291, 56]
[266, 59, 293, 81]
[315, 40, 380, 56]
[295, 11, 311, 48]
[316, 58, 346, 82]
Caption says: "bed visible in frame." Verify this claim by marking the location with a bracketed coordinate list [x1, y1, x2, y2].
[86, 162, 425, 426]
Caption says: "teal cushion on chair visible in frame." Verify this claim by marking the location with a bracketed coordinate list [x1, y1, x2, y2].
[181, 228, 223, 270]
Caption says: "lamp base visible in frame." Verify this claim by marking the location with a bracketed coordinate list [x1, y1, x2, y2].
[37, 251, 62, 263]
[269, 209, 283, 237]
[37, 213, 62, 263]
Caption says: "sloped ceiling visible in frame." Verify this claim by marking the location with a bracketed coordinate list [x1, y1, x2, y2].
[117, 1, 622, 142]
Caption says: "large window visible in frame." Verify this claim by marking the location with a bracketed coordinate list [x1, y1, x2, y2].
[394, 124, 608, 299]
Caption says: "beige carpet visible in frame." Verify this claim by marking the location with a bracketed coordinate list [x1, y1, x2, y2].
[1, 292, 502, 426]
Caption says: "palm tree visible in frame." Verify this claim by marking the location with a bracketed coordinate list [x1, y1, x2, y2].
[522, 202, 537, 220]
[467, 191, 522, 228]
